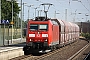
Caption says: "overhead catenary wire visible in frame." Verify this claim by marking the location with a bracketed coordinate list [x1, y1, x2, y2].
[36, 0, 43, 3]
[33, 0, 89, 22]
[79, 1, 90, 12]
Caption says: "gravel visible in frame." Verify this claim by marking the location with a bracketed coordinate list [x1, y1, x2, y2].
[40, 39, 88, 60]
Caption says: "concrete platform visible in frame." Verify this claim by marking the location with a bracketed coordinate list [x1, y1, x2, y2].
[0, 47, 24, 60]
[0, 38, 26, 60]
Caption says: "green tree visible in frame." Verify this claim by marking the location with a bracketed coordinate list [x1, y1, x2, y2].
[1, 0, 20, 22]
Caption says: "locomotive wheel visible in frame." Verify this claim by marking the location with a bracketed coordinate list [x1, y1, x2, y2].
[23, 46, 30, 55]
[53, 45, 56, 50]
[50, 46, 54, 51]
[51, 45, 56, 51]
[56, 45, 60, 49]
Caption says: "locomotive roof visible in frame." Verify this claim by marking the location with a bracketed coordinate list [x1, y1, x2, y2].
[35, 16, 50, 21]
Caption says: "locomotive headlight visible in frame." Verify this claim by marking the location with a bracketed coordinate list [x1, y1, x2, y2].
[45, 39, 48, 42]
[29, 34, 35, 37]
[30, 39, 32, 41]
[42, 34, 48, 37]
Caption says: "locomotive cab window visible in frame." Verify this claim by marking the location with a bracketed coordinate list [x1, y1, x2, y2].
[30, 24, 38, 30]
[30, 24, 48, 31]
[39, 24, 48, 30]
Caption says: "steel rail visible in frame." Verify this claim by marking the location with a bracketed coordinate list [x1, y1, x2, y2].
[67, 42, 90, 60]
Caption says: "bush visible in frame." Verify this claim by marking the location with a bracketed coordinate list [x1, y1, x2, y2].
[85, 33, 89, 39]
[80, 33, 85, 37]
[81, 33, 90, 40]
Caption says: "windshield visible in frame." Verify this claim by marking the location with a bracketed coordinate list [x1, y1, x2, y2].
[30, 24, 48, 31]
[30, 24, 38, 30]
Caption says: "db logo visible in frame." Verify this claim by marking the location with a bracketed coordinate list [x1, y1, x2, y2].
[37, 34, 40, 37]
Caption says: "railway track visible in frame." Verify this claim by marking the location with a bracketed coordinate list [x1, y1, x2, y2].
[67, 42, 90, 60]
[32, 46, 72, 60]
[9, 54, 33, 60]
[34, 39, 89, 60]
[32, 40, 89, 60]
[84, 52, 90, 60]
[9, 39, 89, 60]
[9, 44, 68, 60]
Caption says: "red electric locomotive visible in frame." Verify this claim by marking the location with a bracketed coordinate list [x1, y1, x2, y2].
[23, 17, 60, 54]
[23, 17, 79, 55]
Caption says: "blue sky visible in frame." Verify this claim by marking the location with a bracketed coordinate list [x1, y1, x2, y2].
[17, 0, 90, 22]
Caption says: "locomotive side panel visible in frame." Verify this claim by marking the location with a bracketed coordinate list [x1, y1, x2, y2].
[48, 20, 53, 46]
[52, 25, 59, 45]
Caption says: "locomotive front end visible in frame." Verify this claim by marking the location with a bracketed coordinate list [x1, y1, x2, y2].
[23, 18, 52, 54]
[27, 24, 49, 50]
